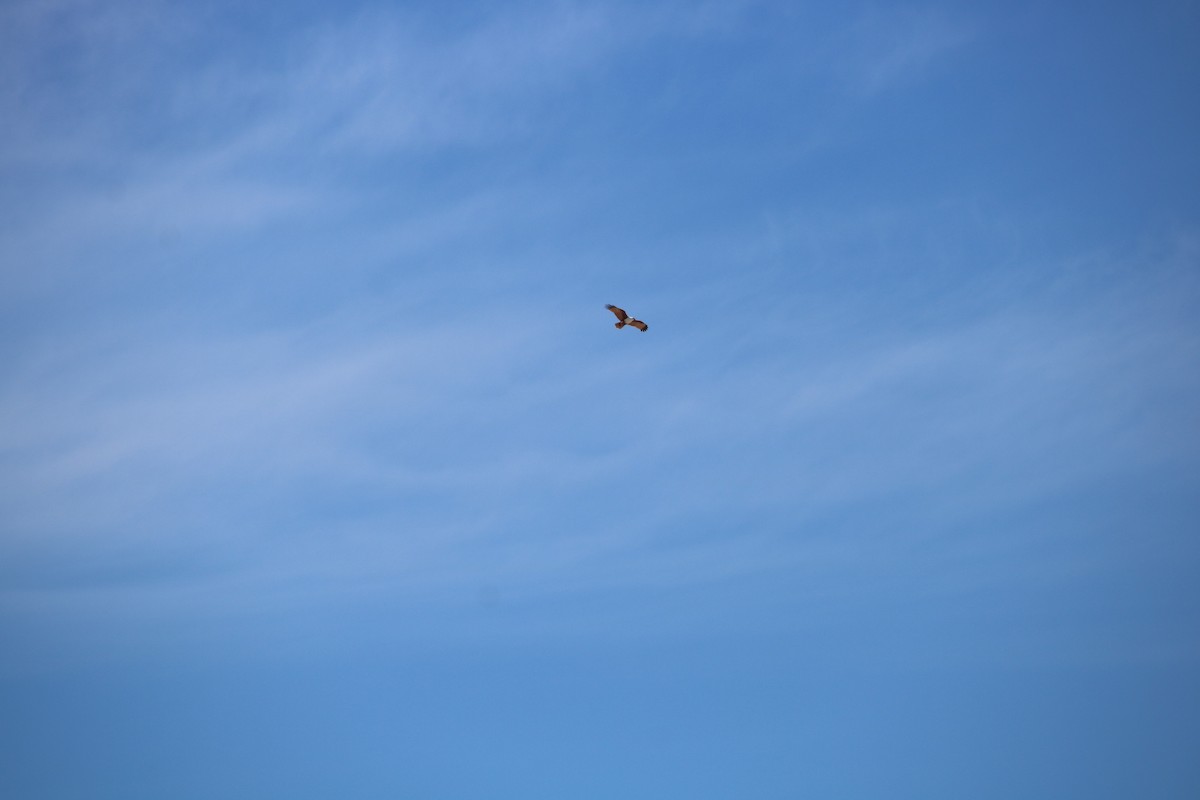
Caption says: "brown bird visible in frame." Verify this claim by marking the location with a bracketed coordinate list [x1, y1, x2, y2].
[605, 304, 648, 332]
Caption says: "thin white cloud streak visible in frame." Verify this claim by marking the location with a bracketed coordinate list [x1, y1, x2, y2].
[1, 0, 741, 169]
[2, 313, 536, 500]
[830, 6, 976, 95]
[0, 0, 756, 292]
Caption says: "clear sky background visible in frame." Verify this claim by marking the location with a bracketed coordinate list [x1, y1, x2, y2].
[2, 1, 1198, 797]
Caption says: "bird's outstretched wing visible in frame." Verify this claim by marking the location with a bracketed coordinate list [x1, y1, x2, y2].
[605, 304, 627, 321]
[628, 319, 648, 332]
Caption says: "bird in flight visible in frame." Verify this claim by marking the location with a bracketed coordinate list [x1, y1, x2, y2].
[605, 304, 648, 332]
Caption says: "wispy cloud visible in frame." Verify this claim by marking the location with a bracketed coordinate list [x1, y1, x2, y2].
[1, 0, 747, 295]
[3, 224, 1195, 647]
[2, 3, 1196, 674]
[831, 6, 975, 95]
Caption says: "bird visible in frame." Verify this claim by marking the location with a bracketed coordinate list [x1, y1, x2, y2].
[605, 304, 648, 332]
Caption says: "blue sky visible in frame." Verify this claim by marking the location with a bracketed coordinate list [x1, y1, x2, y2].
[1, 0, 1198, 797]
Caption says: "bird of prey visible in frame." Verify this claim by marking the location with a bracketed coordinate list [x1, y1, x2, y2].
[605, 304, 648, 332]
